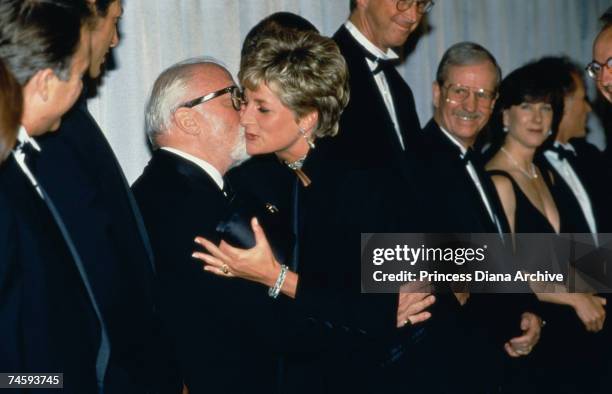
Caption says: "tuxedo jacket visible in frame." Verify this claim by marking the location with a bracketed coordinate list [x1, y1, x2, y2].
[132, 150, 296, 394]
[0, 156, 100, 393]
[541, 138, 612, 234]
[33, 94, 164, 393]
[408, 120, 539, 393]
[417, 120, 509, 234]
[318, 25, 421, 176]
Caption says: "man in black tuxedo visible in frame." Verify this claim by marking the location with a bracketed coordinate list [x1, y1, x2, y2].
[0, 1, 104, 392]
[540, 57, 611, 239]
[28, 0, 174, 391]
[133, 59, 292, 394]
[414, 42, 543, 392]
[319, 0, 430, 173]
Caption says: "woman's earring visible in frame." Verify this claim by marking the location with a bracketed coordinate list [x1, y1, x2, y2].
[503, 126, 509, 133]
[299, 127, 316, 149]
[547, 129, 553, 136]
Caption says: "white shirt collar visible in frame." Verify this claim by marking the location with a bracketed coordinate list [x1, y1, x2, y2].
[160, 147, 224, 190]
[15, 125, 41, 152]
[344, 21, 399, 61]
[438, 124, 468, 156]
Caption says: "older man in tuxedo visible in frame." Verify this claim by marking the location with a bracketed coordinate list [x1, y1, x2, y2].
[410, 42, 543, 393]
[319, 0, 431, 174]
[132, 59, 296, 394]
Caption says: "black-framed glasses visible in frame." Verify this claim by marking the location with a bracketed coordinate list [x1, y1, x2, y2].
[396, 0, 435, 14]
[179, 85, 245, 111]
[586, 57, 612, 79]
[443, 83, 497, 107]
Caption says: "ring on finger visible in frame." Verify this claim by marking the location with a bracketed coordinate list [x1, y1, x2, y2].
[221, 264, 230, 275]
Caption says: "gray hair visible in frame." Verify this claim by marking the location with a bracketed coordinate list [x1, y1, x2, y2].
[436, 42, 502, 89]
[145, 56, 232, 147]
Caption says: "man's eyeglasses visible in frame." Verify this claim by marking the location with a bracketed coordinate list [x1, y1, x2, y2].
[586, 57, 612, 79]
[443, 84, 497, 107]
[178, 85, 245, 111]
[396, 0, 435, 14]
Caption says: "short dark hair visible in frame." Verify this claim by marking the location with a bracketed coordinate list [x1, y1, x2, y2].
[0, 58, 22, 162]
[535, 56, 585, 98]
[436, 41, 502, 89]
[93, 0, 119, 17]
[489, 59, 565, 151]
[241, 12, 319, 60]
[350, 0, 357, 13]
[0, 0, 92, 85]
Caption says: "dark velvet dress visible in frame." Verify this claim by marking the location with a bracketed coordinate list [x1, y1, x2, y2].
[488, 169, 606, 394]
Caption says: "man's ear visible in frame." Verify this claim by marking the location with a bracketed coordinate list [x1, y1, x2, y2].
[28, 68, 55, 102]
[298, 110, 318, 136]
[432, 81, 441, 109]
[173, 107, 200, 136]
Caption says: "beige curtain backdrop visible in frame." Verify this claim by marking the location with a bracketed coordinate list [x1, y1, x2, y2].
[85, 0, 611, 183]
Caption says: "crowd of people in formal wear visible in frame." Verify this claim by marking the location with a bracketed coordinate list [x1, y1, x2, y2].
[1, 0, 612, 393]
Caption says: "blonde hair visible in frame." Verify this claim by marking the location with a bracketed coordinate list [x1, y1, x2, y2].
[239, 30, 349, 138]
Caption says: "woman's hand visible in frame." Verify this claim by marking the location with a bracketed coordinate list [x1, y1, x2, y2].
[504, 312, 542, 357]
[570, 293, 607, 332]
[396, 292, 435, 328]
[193, 217, 280, 288]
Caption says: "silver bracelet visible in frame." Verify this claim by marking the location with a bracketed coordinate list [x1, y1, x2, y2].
[268, 264, 288, 299]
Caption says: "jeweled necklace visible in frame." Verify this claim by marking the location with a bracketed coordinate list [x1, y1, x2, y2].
[500, 147, 538, 180]
[284, 155, 311, 187]
[284, 155, 307, 170]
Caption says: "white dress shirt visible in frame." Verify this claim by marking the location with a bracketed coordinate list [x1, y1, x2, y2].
[439, 126, 503, 236]
[544, 142, 598, 245]
[161, 147, 225, 192]
[345, 21, 405, 150]
[13, 125, 45, 198]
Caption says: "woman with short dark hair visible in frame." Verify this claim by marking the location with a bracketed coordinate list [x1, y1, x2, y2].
[486, 59, 607, 394]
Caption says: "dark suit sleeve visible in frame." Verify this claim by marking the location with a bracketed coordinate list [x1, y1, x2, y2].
[0, 193, 22, 372]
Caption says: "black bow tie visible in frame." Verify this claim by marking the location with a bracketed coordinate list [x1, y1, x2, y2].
[462, 148, 477, 165]
[15, 141, 39, 170]
[358, 43, 397, 75]
[550, 145, 576, 162]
